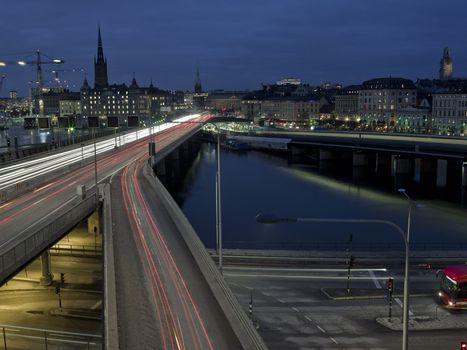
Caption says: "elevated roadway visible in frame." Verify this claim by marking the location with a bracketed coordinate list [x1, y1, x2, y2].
[0, 114, 203, 284]
[252, 129, 467, 158]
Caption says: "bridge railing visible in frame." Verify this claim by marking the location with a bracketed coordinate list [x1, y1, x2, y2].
[0, 194, 97, 285]
[0, 323, 102, 349]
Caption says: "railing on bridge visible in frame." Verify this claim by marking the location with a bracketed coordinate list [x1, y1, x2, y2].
[0, 324, 102, 350]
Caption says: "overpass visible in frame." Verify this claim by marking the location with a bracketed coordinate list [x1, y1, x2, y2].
[0, 114, 267, 349]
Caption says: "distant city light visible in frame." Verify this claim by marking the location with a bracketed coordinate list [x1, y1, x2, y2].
[0, 62, 6, 67]
[17, 61, 27, 66]
[52, 59, 63, 63]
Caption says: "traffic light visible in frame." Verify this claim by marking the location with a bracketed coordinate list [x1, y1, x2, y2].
[60, 273, 65, 285]
[6, 138, 10, 147]
[461, 342, 466, 350]
[55, 285, 60, 294]
[387, 278, 394, 292]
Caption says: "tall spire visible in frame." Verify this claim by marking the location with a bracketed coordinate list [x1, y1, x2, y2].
[94, 25, 109, 88]
[194, 65, 202, 93]
[97, 25, 105, 62]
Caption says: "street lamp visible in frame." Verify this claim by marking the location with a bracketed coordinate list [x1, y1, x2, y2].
[256, 211, 411, 350]
[397, 188, 423, 350]
[168, 119, 224, 273]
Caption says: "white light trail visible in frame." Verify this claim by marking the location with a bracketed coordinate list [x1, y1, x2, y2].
[0, 114, 201, 191]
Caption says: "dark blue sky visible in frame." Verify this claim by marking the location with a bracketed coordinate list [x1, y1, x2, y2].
[1, 0, 466, 96]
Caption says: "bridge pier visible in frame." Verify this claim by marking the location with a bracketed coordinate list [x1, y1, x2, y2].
[436, 159, 448, 189]
[319, 149, 335, 172]
[392, 156, 411, 190]
[40, 250, 54, 286]
[462, 162, 467, 206]
[352, 152, 369, 179]
[87, 209, 100, 235]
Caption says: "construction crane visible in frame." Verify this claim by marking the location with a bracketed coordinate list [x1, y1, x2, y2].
[46, 68, 86, 87]
[0, 50, 64, 89]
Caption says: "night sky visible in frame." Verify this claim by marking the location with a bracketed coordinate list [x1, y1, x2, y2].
[1, 0, 466, 96]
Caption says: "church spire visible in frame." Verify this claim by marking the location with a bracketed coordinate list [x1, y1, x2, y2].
[439, 47, 453, 81]
[194, 65, 202, 93]
[94, 25, 109, 88]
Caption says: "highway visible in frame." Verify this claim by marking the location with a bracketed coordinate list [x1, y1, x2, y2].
[111, 149, 242, 349]
[0, 114, 202, 255]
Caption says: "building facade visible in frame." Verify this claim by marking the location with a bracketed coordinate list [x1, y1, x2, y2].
[432, 92, 467, 135]
[358, 77, 417, 128]
[334, 85, 360, 120]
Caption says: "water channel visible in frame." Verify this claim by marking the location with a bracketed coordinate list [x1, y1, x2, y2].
[174, 142, 467, 252]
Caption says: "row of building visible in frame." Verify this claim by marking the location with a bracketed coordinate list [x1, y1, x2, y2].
[1, 29, 465, 136]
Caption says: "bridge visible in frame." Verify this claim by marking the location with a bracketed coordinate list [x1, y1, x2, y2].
[0, 114, 266, 349]
[238, 129, 467, 203]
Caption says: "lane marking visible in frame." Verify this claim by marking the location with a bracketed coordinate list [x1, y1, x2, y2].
[277, 298, 285, 304]
[291, 306, 299, 312]
[369, 270, 382, 289]
[330, 337, 339, 344]
[305, 316, 312, 322]
[317, 325, 326, 333]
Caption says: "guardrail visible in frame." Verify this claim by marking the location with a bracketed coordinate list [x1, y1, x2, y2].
[142, 163, 268, 350]
[0, 324, 102, 349]
[0, 195, 97, 285]
[50, 243, 102, 257]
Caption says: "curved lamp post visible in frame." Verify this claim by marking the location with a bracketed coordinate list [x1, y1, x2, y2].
[256, 210, 411, 350]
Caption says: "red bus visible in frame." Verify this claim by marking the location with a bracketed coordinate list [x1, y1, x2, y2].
[438, 265, 467, 309]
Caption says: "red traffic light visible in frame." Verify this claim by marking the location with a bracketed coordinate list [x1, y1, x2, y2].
[461, 341, 466, 349]
[387, 278, 394, 291]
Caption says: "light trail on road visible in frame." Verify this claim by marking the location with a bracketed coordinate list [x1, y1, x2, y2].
[119, 115, 215, 349]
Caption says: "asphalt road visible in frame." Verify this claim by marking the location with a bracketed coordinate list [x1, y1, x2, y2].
[224, 263, 467, 350]
[111, 134, 242, 349]
[0, 115, 202, 255]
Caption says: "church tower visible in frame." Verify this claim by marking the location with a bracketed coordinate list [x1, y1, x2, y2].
[94, 26, 109, 88]
[439, 47, 453, 81]
[194, 66, 202, 93]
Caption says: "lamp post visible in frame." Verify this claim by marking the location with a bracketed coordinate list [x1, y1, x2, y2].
[256, 212, 410, 349]
[397, 188, 415, 350]
[168, 118, 224, 273]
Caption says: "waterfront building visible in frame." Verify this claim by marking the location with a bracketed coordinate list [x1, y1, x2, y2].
[358, 77, 417, 129]
[206, 91, 247, 113]
[432, 92, 467, 135]
[80, 27, 186, 127]
[59, 96, 81, 118]
[439, 47, 453, 81]
[396, 97, 432, 134]
[334, 85, 360, 121]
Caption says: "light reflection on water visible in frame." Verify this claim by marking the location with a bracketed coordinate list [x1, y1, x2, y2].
[176, 143, 467, 252]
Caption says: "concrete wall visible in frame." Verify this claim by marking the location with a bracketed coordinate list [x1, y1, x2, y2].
[142, 164, 268, 350]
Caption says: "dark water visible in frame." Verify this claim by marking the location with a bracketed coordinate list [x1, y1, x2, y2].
[175, 143, 467, 252]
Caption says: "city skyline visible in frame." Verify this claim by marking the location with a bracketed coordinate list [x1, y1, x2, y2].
[1, 0, 467, 96]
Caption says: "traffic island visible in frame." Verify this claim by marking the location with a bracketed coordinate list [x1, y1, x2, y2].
[321, 287, 433, 300]
[377, 314, 467, 331]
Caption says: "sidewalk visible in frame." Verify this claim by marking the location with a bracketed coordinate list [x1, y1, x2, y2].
[322, 287, 433, 300]
[377, 314, 467, 331]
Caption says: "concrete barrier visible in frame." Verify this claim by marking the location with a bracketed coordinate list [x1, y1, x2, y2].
[0, 194, 97, 285]
[142, 163, 268, 350]
[102, 183, 119, 350]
